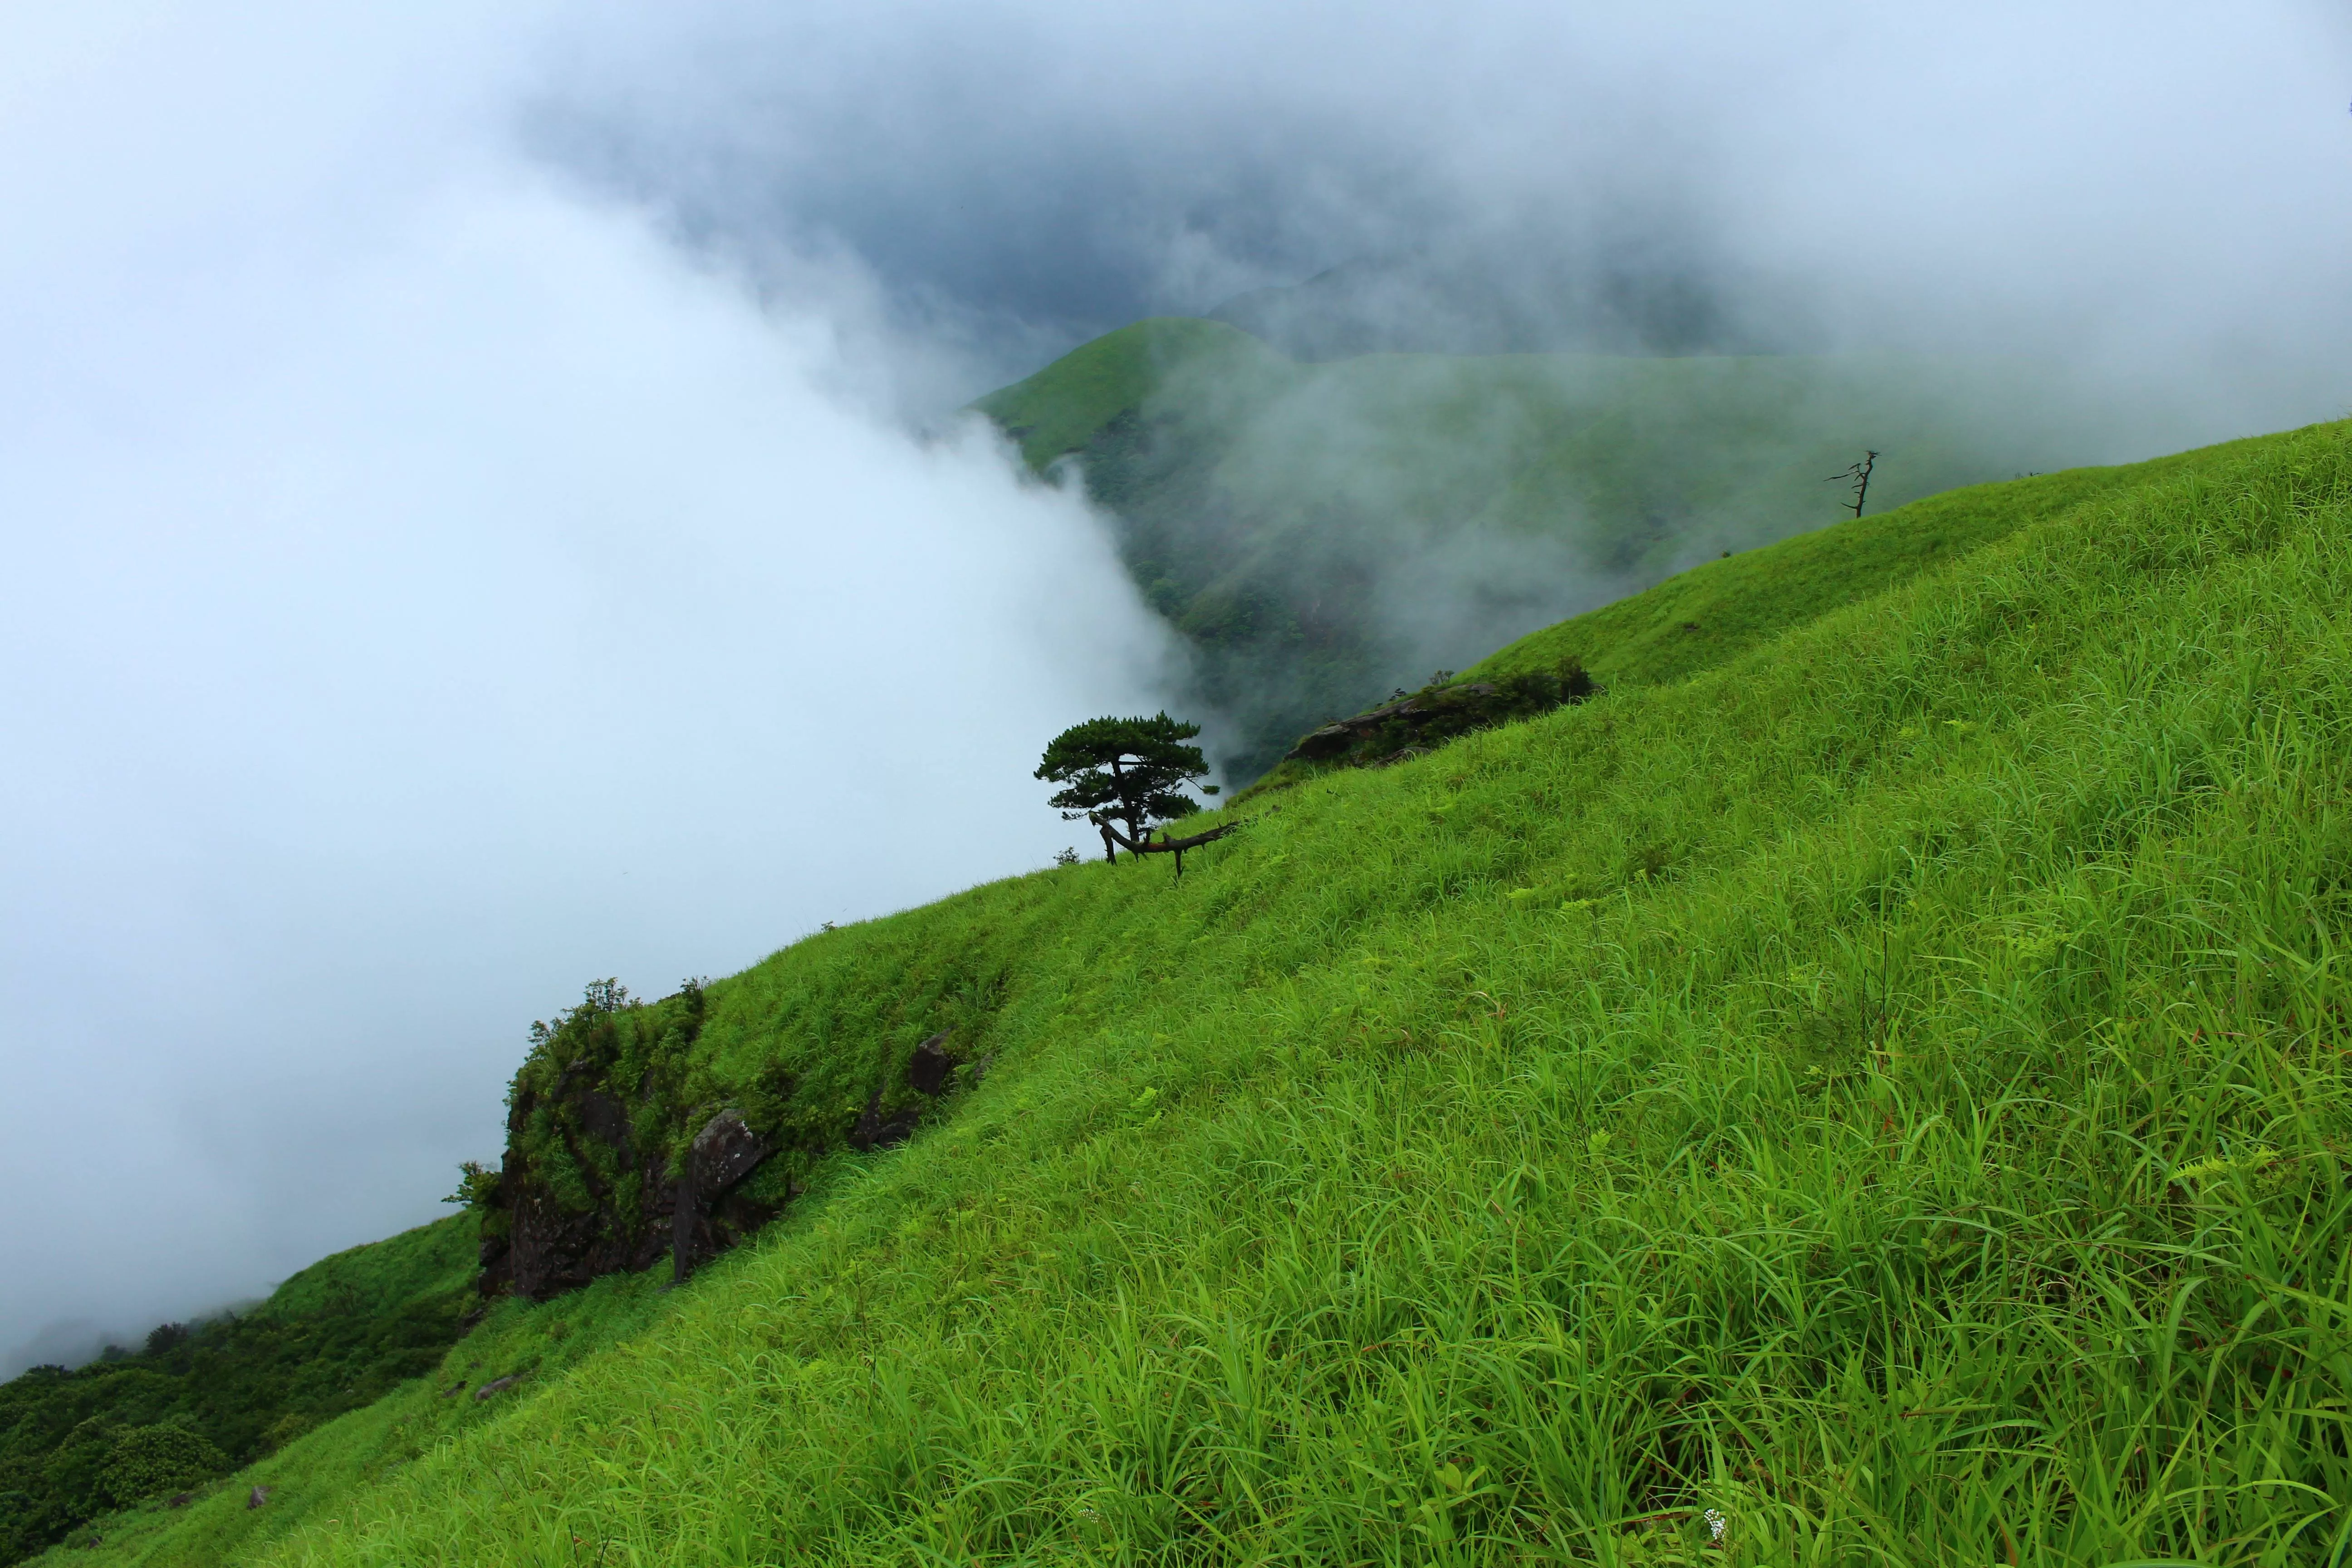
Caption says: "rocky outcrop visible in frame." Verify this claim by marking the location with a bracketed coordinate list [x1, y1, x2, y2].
[669, 1110, 774, 1284]
[849, 1033, 959, 1152]
[1284, 663, 1596, 769]
[475, 989, 973, 1302]
[480, 1098, 789, 1299]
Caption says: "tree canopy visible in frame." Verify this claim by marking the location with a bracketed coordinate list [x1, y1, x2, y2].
[1035, 713, 1218, 862]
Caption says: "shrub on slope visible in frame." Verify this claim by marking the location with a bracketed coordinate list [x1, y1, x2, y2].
[80, 422, 2352, 1565]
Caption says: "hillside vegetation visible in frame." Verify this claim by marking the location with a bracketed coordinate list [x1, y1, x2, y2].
[54, 419, 2352, 1566]
[975, 318, 2199, 779]
[0, 1216, 476, 1563]
[1235, 452, 2215, 796]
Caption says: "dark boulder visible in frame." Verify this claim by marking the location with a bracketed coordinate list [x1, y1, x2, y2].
[905, 1031, 957, 1096]
[670, 1110, 775, 1284]
[691, 1109, 768, 1192]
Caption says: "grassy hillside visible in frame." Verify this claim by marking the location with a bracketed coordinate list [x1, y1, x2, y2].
[1233, 448, 2234, 798]
[0, 1216, 476, 1563]
[975, 318, 2201, 780]
[59, 421, 2352, 1564]
[30, 1263, 684, 1568]
[1457, 457, 2209, 692]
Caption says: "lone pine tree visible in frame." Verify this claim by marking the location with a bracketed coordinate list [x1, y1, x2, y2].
[1035, 713, 1226, 866]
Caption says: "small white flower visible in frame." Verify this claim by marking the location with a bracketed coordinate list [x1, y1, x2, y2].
[1704, 1508, 1727, 1541]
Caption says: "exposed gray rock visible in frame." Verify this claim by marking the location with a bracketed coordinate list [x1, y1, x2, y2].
[671, 1109, 774, 1285]
[575, 1090, 634, 1161]
[691, 1110, 768, 1194]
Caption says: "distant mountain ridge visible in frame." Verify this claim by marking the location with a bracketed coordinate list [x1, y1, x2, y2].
[972, 315, 2194, 779]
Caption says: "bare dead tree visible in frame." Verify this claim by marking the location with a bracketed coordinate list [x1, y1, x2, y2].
[1827, 450, 1878, 519]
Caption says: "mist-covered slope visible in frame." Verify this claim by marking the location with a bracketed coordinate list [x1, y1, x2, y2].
[1201, 252, 1803, 362]
[54, 419, 2352, 1566]
[975, 317, 2203, 780]
[1234, 446, 2243, 794]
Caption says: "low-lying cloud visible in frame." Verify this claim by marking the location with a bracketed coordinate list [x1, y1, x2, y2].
[532, 0, 2352, 777]
[0, 4, 1175, 1369]
[540, 0, 2352, 425]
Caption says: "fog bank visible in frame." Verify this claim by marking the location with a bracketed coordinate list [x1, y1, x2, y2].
[0, 5, 1174, 1370]
[541, 0, 2352, 430]
[532, 0, 2352, 779]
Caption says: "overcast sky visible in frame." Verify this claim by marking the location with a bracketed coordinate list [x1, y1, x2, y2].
[538, 0, 2352, 418]
[3, 0, 2348, 1369]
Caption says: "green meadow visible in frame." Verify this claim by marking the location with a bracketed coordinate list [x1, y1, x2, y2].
[0, 1212, 480, 1563]
[43, 419, 2352, 1565]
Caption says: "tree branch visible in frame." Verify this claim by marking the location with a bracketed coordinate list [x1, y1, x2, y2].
[1102, 821, 1240, 856]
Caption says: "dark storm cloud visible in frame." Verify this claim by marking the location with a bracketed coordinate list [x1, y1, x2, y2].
[523, 1, 1747, 391]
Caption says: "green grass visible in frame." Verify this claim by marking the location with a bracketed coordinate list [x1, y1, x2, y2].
[42, 1267, 676, 1566]
[975, 318, 2209, 779]
[975, 318, 1278, 472]
[255, 1214, 479, 1324]
[1238, 438, 2238, 802]
[66, 420, 2352, 1565]
[0, 1215, 480, 1564]
[1460, 452, 2223, 692]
